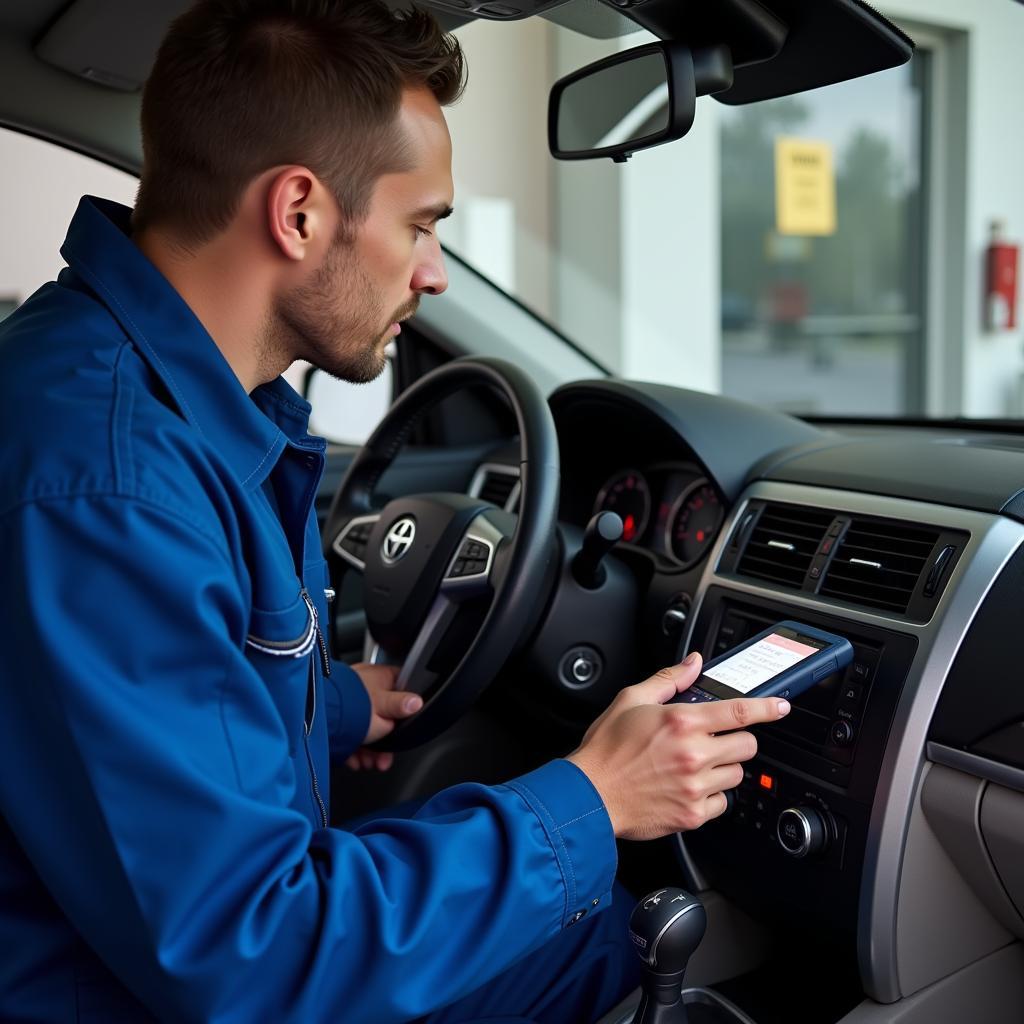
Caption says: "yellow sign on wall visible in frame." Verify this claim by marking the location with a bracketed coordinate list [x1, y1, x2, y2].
[774, 137, 837, 237]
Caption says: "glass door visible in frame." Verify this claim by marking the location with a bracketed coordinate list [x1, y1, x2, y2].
[719, 56, 929, 416]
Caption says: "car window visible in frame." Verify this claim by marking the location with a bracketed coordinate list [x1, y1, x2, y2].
[284, 354, 395, 447]
[0, 127, 137, 317]
[0, 126, 391, 440]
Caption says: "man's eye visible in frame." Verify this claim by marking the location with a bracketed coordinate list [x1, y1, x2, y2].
[414, 225, 432, 239]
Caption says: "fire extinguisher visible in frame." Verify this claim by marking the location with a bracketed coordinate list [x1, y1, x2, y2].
[985, 220, 1019, 331]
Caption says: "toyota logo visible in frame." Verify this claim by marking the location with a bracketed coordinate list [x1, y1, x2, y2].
[381, 517, 416, 564]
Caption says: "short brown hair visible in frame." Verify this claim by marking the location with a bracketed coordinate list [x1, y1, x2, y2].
[133, 0, 465, 244]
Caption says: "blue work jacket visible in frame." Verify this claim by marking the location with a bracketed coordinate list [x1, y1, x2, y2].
[0, 197, 617, 1023]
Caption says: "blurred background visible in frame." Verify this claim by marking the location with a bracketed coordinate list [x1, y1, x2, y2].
[2, 0, 1022, 420]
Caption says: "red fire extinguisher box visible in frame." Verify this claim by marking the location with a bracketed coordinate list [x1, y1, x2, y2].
[985, 220, 1019, 331]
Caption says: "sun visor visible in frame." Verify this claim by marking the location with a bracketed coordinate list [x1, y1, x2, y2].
[410, 0, 574, 23]
[34, 0, 191, 92]
[711, 0, 915, 104]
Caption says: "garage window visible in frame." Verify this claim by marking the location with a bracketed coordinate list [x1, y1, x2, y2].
[719, 57, 930, 416]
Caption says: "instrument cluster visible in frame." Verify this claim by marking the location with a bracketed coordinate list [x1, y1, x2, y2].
[592, 463, 724, 570]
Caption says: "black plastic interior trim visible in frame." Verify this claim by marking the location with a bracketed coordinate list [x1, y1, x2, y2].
[930, 543, 1024, 754]
[713, 0, 914, 105]
[549, 379, 822, 506]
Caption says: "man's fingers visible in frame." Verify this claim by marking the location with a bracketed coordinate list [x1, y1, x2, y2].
[624, 653, 703, 707]
[705, 762, 745, 794]
[707, 730, 759, 767]
[344, 749, 394, 772]
[376, 689, 424, 722]
[697, 696, 791, 732]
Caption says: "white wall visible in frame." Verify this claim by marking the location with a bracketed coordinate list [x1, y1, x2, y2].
[442, 17, 554, 319]
[551, 29, 720, 390]
[619, 101, 721, 393]
[0, 128, 137, 306]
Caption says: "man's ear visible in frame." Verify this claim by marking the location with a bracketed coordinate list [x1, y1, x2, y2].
[265, 166, 334, 262]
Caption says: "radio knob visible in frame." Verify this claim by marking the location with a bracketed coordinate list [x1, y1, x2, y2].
[776, 806, 832, 859]
[722, 788, 736, 817]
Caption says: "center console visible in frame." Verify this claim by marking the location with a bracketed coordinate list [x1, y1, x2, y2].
[682, 587, 917, 933]
[662, 477, 1024, 1017]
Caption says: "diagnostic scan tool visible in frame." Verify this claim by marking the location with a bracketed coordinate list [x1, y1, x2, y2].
[673, 621, 853, 704]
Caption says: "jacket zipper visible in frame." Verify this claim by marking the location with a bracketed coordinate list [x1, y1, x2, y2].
[299, 588, 329, 828]
[245, 588, 331, 828]
[301, 588, 332, 680]
[303, 659, 329, 829]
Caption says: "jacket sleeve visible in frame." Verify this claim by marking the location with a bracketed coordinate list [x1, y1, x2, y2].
[0, 493, 618, 1024]
[324, 657, 373, 758]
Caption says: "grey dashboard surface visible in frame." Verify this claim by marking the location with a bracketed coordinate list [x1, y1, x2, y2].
[758, 431, 1024, 520]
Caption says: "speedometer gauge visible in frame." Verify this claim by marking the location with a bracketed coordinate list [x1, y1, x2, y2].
[667, 479, 723, 567]
[594, 469, 651, 543]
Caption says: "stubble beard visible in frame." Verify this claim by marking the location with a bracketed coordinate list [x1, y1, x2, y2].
[273, 237, 405, 385]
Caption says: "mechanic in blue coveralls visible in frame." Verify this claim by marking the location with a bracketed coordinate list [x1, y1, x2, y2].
[0, 1, 790, 1021]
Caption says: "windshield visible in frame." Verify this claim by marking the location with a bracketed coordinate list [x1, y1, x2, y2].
[440, 11, 1008, 420]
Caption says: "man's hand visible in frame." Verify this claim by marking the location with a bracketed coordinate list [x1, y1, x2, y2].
[566, 653, 791, 840]
[345, 663, 424, 772]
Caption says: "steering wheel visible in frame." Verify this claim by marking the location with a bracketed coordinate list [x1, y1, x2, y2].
[322, 357, 560, 750]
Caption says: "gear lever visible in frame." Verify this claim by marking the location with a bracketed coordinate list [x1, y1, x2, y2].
[628, 888, 707, 1024]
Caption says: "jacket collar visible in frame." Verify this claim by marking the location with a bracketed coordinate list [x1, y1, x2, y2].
[60, 196, 319, 489]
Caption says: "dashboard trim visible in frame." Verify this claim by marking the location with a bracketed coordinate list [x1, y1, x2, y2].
[468, 462, 521, 513]
[927, 742, 1024, 797]
[680, 480, 1024, 1004]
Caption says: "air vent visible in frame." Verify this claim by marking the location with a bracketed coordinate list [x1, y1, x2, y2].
[469, 463, 520, 511]
[820, 517, 941, 614]
[736, 503, 833, 587]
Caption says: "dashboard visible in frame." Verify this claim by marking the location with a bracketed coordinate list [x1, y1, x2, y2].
[469, 377, 1024, 1018]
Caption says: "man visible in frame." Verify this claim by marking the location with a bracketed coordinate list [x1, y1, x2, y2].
[0, 1, 790, 1021]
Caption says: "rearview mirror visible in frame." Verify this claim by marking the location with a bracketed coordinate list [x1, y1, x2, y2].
[549, 42, 732, 163]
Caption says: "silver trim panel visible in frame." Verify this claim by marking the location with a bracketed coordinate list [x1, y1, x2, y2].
[927, 742, 1024, 796]
[679, 480, 1024, 1004]
[331, 513, 381, 572]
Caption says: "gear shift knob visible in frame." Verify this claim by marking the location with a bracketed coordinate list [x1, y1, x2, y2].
[629, 888, 707, 1024]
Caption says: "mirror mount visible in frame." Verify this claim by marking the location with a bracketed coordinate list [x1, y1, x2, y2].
[549, 41, 734, 164]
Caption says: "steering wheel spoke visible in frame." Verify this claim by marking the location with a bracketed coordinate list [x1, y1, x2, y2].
[395, 594, 461, 696]
[331, 512, 381, 572]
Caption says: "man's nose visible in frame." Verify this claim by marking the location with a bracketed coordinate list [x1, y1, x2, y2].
[411, 238, 448, 296]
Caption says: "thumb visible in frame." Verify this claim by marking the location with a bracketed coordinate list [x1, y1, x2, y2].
[376, 689, 424, 722]
[622, 652, 702, 707]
